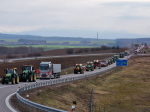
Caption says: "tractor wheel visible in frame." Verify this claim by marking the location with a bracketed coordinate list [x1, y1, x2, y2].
[99, 66, 101, 69]
[15, 76, 19, 84]
[28, 75, 33, 82]
[82, 70, 84, 74]
[11, 78, 15, 84]
[1, 77, 5, 84]
[33, 73, 36, 82]
[91, 68, 93, 71]
[19, 75, 22, 82]
[94, 66, 96, 69]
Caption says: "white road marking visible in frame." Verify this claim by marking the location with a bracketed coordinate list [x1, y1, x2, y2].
[0, 85, 16, 89]
[5, 92, 17, 112]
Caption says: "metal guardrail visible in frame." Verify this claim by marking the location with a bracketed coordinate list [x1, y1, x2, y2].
[16, 55, 133, 112]
[16, 67, 115, 112]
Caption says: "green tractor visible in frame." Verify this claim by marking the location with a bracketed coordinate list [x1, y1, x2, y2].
[114, 55, 119, 60]
[86, 62, 94, 71]
[74, 64, 84, 74]
[1, 68, 19, 84]
[19, 65, 36, 82]
[120, 52, 125, 58]
[112, 57, 116, 63]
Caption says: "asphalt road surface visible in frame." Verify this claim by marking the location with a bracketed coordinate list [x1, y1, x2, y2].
[0, 55, 132, 112]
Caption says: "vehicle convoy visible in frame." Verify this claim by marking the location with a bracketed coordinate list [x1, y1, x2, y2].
[19, 65, 37, 82]
[93, 60, 101, 69]
[101, 60, 108, 67]
[86, 62, 94, 71]
[39, 62, 61, 79]
[1, 68, 19, 84]
[120, 52, 125, 58]
[74, 64, 84, 74]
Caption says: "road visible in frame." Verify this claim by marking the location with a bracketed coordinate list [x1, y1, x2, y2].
[0, 55, 132, 112]
[0, 53, 117, 63]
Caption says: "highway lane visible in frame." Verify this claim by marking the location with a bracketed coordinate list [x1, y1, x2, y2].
[0, 55, 132, 112]
[0, 53, 117, 63]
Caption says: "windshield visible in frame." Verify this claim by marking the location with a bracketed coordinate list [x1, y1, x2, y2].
[7, 69, 13, 74]
[39, 64, 49, 70]
[87, 63, 92, 65]
[24, 66, 31, 71]
[94, 62, 99, 64]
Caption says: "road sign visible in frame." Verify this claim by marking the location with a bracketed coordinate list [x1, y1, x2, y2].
[116, 59, 127, 66]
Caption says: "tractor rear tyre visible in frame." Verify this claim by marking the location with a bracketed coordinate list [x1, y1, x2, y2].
[11, 78, 15, 84]
[1, 77, 5, 84]
[19, 75, 22, 82]
[28, 75, 33, 82]
[33, 73, 36, 82]
[15, 76, 19, 84]
[80, 70, 84, 74]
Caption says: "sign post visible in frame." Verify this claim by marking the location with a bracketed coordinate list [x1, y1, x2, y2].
[116, 59, 127, 66]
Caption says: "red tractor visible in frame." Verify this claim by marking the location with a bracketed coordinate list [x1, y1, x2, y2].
[93, 60, 101, 69]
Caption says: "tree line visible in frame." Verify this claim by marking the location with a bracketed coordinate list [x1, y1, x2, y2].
[0, 46, 44, 54]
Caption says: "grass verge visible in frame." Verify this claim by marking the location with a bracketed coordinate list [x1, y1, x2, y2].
[19, 56, 150, 112]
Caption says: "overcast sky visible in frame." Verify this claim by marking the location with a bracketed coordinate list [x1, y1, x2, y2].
[0, 0, 150, 38]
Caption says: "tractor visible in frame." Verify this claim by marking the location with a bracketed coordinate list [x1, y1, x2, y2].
[19, 65, 36, 82]
[112, 57, 116, 63]
[114, 55, 119, 60]
[93, 60, 101, 69]
[120, 52, 125, 58]
[86, 62, 94, 71]
[74, 64, 84, 74]
[1, 68, 19, 84]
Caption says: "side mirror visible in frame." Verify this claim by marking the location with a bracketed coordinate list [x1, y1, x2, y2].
[33, 67, 35, 70]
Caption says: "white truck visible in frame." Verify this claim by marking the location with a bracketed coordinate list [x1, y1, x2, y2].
[39, 62, 61, 79]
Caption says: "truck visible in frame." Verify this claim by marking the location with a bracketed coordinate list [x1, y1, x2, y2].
[101, 60, 108, 67]
[19, 65, 37, 82]
[86, 62, 94, 71]
[1, 68, 19, 84]
[39, 62, 61, 79]
[93, 60, 101, 69]
[74, 64, 84, 74]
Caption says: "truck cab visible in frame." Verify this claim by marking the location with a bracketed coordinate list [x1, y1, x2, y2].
[39, 62, 61, 79]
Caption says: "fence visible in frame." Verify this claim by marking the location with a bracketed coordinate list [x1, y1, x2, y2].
[16, 55, 133, 112]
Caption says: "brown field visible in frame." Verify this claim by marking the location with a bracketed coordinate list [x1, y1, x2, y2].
[17, 56, 150, 112]
[0, 54, 114, 78]
[0, 47, 127, 59]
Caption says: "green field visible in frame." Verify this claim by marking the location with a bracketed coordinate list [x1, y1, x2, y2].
[47, 41, 115, 45]
[0, 45, 93, 50]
